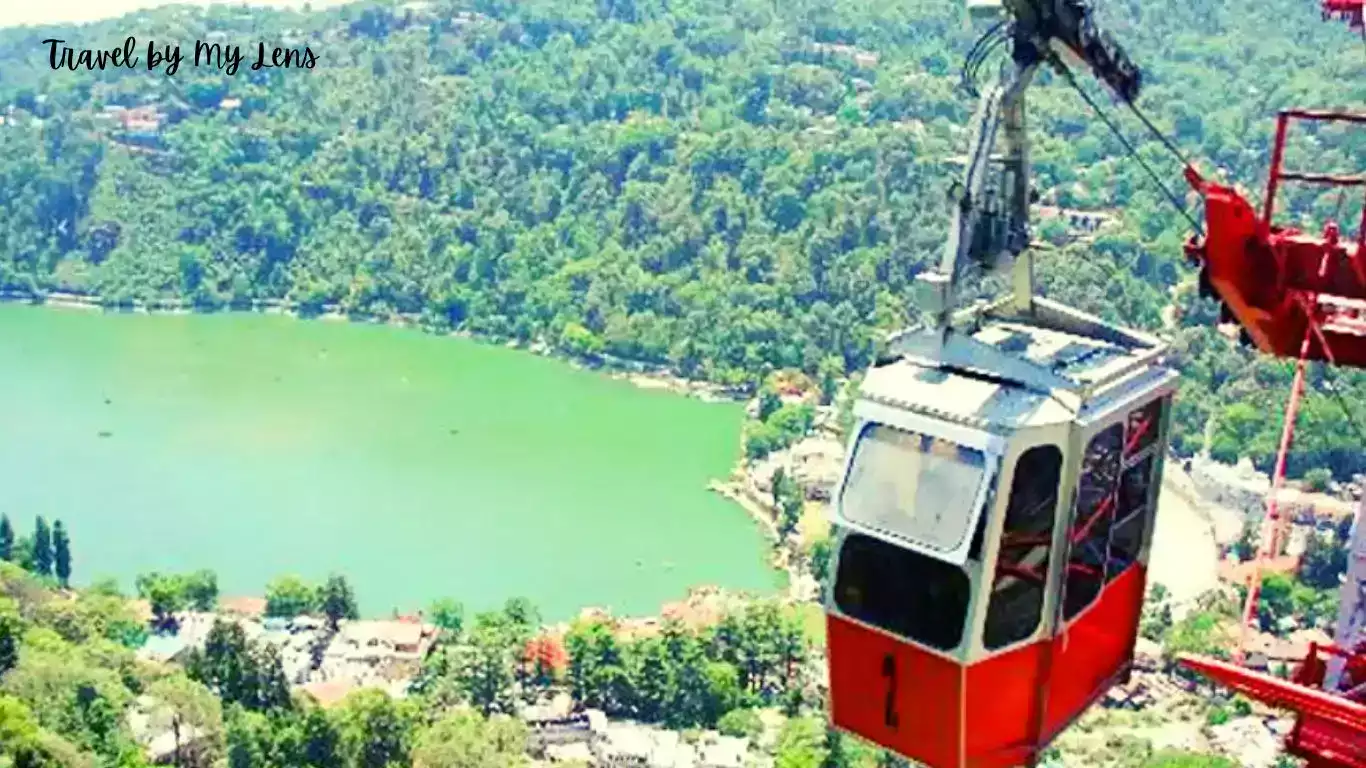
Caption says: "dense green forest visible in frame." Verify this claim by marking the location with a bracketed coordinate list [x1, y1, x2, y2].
[0, 0, 1364, 477]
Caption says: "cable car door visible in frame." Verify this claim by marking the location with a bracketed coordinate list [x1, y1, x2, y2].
[825, 404, 1004, 766]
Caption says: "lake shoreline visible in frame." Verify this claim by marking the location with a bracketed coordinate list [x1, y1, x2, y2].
[0, 289, 747, 404]
[1, 289, 795, 614]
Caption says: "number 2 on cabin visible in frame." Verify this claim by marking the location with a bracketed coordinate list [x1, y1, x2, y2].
[882, 653, 900, 730]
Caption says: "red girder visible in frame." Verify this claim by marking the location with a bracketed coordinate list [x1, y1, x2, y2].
[1124, 413, 1153, 455]
[1183, 110, 1366, 370]
[1178, 650, 1366, 768]
[1070, 492, 1115, 547]
[1177, 107, 1366, 768]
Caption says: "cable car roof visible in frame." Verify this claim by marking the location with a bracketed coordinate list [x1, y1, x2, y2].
[861, 299, 1172, 436]
[857, 354, 1074, 436]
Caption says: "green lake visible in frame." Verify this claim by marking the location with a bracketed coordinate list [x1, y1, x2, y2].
[0, 304, 781, 620]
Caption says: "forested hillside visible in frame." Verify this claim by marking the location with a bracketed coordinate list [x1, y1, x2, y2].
[1, 0, 1364, 477]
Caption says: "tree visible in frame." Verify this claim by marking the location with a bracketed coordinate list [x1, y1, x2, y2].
[771, 467, 790, 508]
[31, 516, 52, 578]
[453, 614, 518, 716]
[1258, 572, 1296, 632]
[1164, 610, 1232, 675]
[745, 423, 783, 461]
[1141, 583, 1175, 642]
[758, 386, 783, 421]
[183, 570, 219, 612]
[148, 675, 225, 768]
[410, 710, 529, 768]
[717, 708, 763, 739]
[1232, 520, 1261, 562]
[137, 572, 188, 630]
[52, 520, 71, 588]
[428, 598, 465, 635]
[225, 708, 271, 768]
[0, 515, 13, 563]
[317, 574, 359, 630]
[780, 491, 804, 540]
[185, 619, 290, 712]
[265, 575, 316, 618]
[776, 716, 829, 768]
[503, 597, 540, 635]
[525, 635, 567, 689]
[817, 357, 843, 406]
[823, 726, 886, 768]
[300, 704, 342, 767]
[1336, 515, 1354, 545]
[87, 577, 121, 597]
[772, 468, 805, 539]
[0, 601, 20, 677]
[0, 694, 95, 768]
[1303, 467, 1332, 493]
[249, 644, 293, 712]
[1299, 530, 1348, 590]
[564, 620, 630, 713]
[336, 688, 413, 768]
[809, 536, 832, 586]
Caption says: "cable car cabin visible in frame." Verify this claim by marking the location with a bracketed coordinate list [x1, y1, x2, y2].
[823, 297, 1177, 768]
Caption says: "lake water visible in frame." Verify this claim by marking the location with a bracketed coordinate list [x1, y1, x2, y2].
[0, 304, 781, 619]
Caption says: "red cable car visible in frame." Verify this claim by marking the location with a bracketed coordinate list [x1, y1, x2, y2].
[824, 298, 1177, 768]
[819, 5, 1177, 764]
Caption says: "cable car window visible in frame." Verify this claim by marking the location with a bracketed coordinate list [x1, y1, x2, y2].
[833, 532, 971, 651]
[1110, 451, 1157, 579]
[1124, 399, 1162, 459]
[1063, 423, 1122, 621]
[840, 424, 989, 557]
[984, 445, 1062, 650]
[1118, 454, 1155, 521]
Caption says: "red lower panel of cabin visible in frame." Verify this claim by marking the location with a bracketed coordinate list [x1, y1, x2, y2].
[827, 565, 1147, 768]
[826, 615, 965, 767]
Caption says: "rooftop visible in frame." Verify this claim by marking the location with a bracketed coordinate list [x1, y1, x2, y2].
[136, 633, 190, 663]
[299, 679, 358, 709]
[1218, 555, 1301, 585]
[336, 619, 435, 649]
[219, 596, 267, 617]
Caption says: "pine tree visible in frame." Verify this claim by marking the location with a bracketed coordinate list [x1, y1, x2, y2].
[0, 605, 19, 677]
[32, 516, 52, 577]
[0, 515, 13, 562]
[318, 574, 359, 631]
[52, 520, 71, 587]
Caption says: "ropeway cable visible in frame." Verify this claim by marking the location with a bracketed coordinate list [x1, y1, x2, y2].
[1123, 100, 1196, 171]
[1321, 368, 1366, 445]
[1050, 57, 1205, 237]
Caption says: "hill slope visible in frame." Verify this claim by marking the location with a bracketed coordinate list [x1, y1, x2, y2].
[0, 0, 1364, 475]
